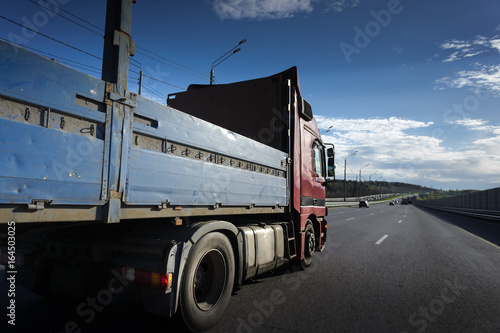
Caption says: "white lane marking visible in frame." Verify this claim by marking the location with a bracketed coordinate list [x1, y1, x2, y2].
[404, 215, 406, 218]
[346, 218, 355, 221]
[369, 213, 374, 216]
[375, 235, 389, 245]
[398, 220, 402, 223]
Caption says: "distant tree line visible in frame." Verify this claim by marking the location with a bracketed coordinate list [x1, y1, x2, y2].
[326, 180, 435, 198]
[418, 189, 478, 200]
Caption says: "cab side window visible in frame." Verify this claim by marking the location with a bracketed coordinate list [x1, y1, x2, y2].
[313, 141, 325, 178]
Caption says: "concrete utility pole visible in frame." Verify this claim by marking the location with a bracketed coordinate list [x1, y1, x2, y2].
[369, 172, 378, 197]
[344, 150, 357, 202]
[358, 163, 369, 199]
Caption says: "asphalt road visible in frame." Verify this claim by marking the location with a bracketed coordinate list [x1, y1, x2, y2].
[2, 204, 500, 332]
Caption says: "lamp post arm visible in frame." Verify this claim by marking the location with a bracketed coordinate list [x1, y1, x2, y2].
[210, 39, 246, 85]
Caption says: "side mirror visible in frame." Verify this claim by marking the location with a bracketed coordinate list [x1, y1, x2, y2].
[325, 145, 335, 181]
[328, 158, 335, 178]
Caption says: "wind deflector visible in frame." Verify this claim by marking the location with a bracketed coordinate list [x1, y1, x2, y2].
[167, 67, 302, 152]
[300, 98, 313, 121]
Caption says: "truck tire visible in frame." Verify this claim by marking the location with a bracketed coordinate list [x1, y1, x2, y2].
[180, 232, 235, 332]
[301, 222, 315, 269]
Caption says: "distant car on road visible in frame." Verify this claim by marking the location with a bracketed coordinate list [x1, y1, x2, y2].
[389, 201, 395, 206]
[359, 200, 369, 208]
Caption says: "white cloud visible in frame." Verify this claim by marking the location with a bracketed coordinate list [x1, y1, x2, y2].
[440, 39, 472, 50]
[326, 0, 360, 12]
[446, 118, 500, 151]
[446, 118, 500, 132]
[443, 51, 459, 63]
[491, 38, 500, 53]
[438, 35, 498, 62]
[435, 64, 500, 95]
[472, 35, 490, 47]
[448, 118, 489, 129]
[317, 116, 500, 189]
[463, 50, 485, 58]
[212, 0, 314, 20]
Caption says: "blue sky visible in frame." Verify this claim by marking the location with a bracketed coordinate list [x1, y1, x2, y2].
[1, 0, 499, 190]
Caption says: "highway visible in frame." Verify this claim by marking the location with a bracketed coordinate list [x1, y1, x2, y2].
[2, 204, 500, 332]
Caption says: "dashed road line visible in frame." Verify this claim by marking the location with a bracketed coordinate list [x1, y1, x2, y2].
[398, 220, 402, 223]
[346, 217, 355, 221]
[375, 234, 389, 245]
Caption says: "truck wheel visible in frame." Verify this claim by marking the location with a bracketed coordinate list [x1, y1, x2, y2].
[180, 232, 235, 332]
[301, 222, 315, 269]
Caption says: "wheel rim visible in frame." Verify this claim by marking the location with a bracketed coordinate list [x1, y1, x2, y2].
[193, 249, 227, 311]
[305, 227, 315, 259]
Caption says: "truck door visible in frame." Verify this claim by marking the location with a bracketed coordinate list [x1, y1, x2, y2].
[300, 125, 326, 213]
[311, 138, 327, 209]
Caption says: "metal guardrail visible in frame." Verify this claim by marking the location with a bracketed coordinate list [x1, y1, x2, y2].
[414, 187, 500, 221]
[415, 203, 500, 221]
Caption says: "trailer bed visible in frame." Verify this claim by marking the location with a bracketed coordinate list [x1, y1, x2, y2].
[0, 40, 289, 223]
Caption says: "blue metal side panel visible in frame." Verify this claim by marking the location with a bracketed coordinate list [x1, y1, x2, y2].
[0, 41, 106, 123]
[0, 41, 107, 206]
[124, 95, 288, 207]
[0, 120, 105, 205]
[126, 147, 287, 206]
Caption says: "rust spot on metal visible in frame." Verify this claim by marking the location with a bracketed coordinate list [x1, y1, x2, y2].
[109, 190, 122, 199]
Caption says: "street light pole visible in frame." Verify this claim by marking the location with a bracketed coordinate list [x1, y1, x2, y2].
[359, 163, 369, 199]
[344, 159, 346, 201]
[368, 171, 379, 198]
[210, 39, 246, 85]
[320, 125, 333, 135]
[344, 150, 358, 202]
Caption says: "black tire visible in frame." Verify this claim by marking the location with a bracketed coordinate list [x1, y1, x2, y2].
[300, 222, 315, 269]
[180, 232, 235, 332]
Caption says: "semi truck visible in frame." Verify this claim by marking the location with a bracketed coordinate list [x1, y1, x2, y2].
[0, 0, 334, 331]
